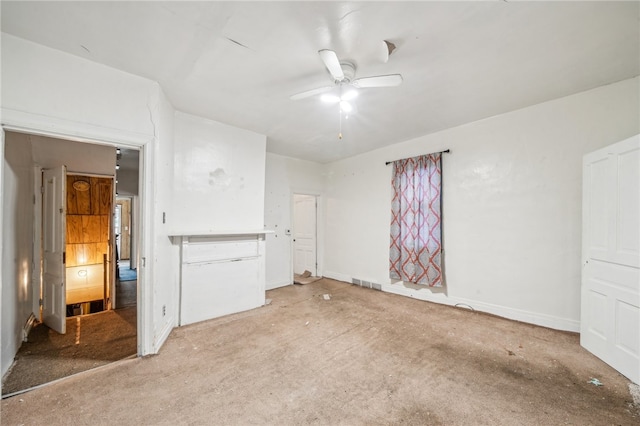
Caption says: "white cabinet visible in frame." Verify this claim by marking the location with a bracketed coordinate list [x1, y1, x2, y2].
[173, 232, 268, 326]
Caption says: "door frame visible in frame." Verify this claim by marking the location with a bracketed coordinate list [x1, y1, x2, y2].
[115, 196, 133, 262]
[34, 170, 118, 321]
[290, 191, 323, 281]
[0, 121, 152, 359]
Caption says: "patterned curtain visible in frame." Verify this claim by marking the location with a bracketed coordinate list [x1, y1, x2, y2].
[389, 153, 443, 287]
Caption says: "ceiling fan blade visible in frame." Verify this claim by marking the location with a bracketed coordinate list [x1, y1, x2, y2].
[318, 49, 344, 81]
[290, 86, 334, 101]
[352, 74, 403, 88]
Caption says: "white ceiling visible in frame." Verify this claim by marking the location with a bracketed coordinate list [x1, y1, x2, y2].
[2, 1, 638, 164]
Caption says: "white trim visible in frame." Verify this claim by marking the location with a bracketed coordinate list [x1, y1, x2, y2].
[322, 271, 580, 332]
[137, 142, 154, 355]
[22, 314, 37, 342]
[381, 283, 580, 332]
[32, 166, 43, 319]
[128, 196, 139, 270]
[0, 129, 4, 388]
[169, 230, 272, 238]
[266, 279, 292, 290]
[1, 111, 154, 358]
[154, 315, 175, 351]
[323, 270, 352, 283]
[67, 172, 115, 178]
[1, 108, 153, 148]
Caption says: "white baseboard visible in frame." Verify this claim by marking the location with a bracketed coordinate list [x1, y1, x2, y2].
[381, 283, 580, 332]
[323, 270, 352, 283]
[22, 313, 37, 342]
[266, 279, 291, 291]
[154, 316, 175, 353]
[268, 269, 581, 332]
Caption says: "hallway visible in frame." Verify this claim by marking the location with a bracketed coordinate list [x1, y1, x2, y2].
[1, 279, 137, 396]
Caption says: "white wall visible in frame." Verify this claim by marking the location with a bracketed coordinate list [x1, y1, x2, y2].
[1, 33, 156, 140]
[1, 34, 270, 366]
[323, 77, 640, 331]
[30, 135, 117, 174]
[172, 111, 266, 233]
[1, 34, 171, 364]
[1, 133, 35, 376]
[264, 153, 325, 289]
[149, 90, 179, 350]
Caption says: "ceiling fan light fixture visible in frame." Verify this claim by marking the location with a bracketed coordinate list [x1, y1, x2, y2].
[340, 101, 353, 113]
[72, 180, 90, 191]
[341, 89, 358, 101]
[321, 94, 341, 103]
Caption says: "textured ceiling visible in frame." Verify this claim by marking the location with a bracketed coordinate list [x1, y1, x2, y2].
[2, 1, 638, 163]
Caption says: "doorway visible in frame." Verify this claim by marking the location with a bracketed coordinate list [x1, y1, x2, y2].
[115, 196, 137, 307]
[115, 197, 132, 262]
[65, 173, 114, 317]
[293, 194, 318, 282]
[1, 131, 140, 396]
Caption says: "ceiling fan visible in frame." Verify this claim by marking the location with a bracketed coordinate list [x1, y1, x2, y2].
[290, 49, 403, 112]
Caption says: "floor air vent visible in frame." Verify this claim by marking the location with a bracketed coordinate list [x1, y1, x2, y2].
[352, 278, 381, 291]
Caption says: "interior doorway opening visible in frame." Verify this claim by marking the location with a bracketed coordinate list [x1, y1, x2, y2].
[115, 196, 134, 263]
[292, 193, 320, 285]
[1, 130, 140, 396]
[65, 173, 115, 317]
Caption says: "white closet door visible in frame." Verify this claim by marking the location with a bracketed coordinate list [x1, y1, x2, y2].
[293, 194, 317, 276]
[581, 134, 639, 384]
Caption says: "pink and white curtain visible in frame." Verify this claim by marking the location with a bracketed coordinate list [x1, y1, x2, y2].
[389, 153, 443, 287]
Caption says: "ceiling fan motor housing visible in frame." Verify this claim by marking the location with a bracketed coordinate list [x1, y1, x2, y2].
[289, 49, 402, 100]
[337, 62, 356, 83]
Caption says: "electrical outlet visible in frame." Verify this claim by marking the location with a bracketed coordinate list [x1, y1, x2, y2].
[162, 305, 166, 317]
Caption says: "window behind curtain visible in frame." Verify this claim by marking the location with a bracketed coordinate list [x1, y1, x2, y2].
[389, 153, 443, 287]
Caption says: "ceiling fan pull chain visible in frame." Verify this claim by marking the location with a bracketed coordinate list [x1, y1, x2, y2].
[338, 107, 343, 140]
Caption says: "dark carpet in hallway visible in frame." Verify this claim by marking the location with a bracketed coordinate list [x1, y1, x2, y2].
[2, 305, 136, 396]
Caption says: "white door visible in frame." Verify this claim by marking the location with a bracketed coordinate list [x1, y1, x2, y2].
[42, 166, 67, 334]
[581, 135, 639, 384]
[293, 194, 317, 276]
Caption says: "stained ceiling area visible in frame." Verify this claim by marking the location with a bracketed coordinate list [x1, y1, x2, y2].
[1, 1, 638, 163]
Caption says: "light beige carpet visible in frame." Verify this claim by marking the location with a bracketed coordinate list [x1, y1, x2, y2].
[2, 279, 638, 425]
